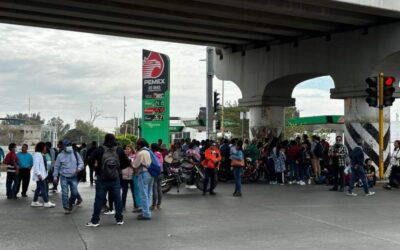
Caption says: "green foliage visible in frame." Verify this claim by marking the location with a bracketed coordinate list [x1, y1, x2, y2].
[285, 123, 305, 140]
[218, 104, 249, 138]
[47, 117, 70, 138]
[2, 113, 45, 125]
[62, 119, 107, 143]
[116, 134, 137, 147]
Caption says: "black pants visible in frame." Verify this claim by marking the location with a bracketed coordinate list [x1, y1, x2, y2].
[333, 164, 345, 189]
[389, 165, 399, 187]
[203, 168, 216, 193]
[89, 165, 95, 185]
[18, 168, 31, 195]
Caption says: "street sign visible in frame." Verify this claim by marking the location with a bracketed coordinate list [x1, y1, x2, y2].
[142, 49, 170, 146]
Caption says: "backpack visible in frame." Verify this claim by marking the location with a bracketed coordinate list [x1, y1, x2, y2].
[314, 143, 324, 158]
[143, 148, 161, 177]
[101, 146, 120, 180]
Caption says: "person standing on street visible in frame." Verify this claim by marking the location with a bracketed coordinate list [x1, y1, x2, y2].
[79, 143, 88, 182]
[17, 144, 33, 197]
[231, 140, 244, 197]
[132, 139, 153, 220]
[3, 143, 20, 199]
[384, 140, 400, 190]
[86, 134, 130, 227]
[31, 142, 56, 208]
[328, 136, 349, 192]
[347, 140, 375, 197]
[202, 142, 221, 195]
[53, 139, 84, 214]
[151, 143, 163, 210]
[86, 141, 98, 186]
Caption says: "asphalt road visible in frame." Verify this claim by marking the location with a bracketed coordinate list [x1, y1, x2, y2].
[0, 174, 400, 250]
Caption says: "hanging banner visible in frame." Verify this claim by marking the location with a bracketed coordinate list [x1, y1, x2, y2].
[141, 49, 170, 146]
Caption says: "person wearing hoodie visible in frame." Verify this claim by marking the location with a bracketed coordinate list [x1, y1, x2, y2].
[31, 142, 56, 208]
[53, 139, 84, 214]
[86, 134, 130, 227]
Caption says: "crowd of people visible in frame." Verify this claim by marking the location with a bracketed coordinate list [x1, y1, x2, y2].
[4, 133, 400, 227]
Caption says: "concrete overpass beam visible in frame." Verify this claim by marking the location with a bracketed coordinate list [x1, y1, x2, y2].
[344, 97, 390, 168]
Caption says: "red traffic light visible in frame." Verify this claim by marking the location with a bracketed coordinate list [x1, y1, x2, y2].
[385, 76, 395, 86]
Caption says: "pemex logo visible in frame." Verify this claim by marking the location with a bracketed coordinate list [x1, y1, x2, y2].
[143, 52, 164, 79]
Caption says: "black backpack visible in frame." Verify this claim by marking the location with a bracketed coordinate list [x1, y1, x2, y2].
[101, 146, 120, 180]
[314, 143, 324, 158]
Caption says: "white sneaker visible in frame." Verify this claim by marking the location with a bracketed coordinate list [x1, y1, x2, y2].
[346, 192, 358, 197]
[307, 179, 311, 185]
[104, 210, 115, 215]
[116, 221, 124, 225]
[85, 222, 100, 227]
[44, 202, 56, 208]
[299, 181, 306, 186]
[31, 201, 43, 207]
[366, 191, 375, 196]
[288, 181, 293, 185]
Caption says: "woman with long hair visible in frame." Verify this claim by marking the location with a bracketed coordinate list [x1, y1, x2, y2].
[231, 140, 244, 197]
[31, 142, 56, 208]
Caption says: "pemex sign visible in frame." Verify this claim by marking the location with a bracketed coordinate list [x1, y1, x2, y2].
[141, 49, 170, 146]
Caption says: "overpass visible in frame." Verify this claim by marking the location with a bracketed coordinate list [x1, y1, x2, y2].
[1, 0, 400, 166]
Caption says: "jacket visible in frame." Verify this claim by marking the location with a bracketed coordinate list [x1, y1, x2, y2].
[203, 148, 222, 169]
[32, 152, 48, 181]
[53, 150, 84, 178]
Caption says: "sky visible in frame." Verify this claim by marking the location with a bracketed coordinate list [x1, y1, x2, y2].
[1, 23, 398, 133]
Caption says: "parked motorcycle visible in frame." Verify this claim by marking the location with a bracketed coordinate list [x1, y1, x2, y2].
[241, 157, 260, 183]
[161, 158, 218, 193]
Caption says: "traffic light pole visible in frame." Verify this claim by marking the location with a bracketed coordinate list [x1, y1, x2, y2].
[221, 80, 225, 138]
[378, 73, 384, 180]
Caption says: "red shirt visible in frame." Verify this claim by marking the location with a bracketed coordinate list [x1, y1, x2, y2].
[287, 145, 301, 161]
[3, 151, 18, 172]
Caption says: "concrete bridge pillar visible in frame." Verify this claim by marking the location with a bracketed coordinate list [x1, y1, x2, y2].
[344, 97, 390, 168]
[249, 106, 285, 140]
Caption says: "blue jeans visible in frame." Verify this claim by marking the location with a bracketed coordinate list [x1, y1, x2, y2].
[91, 178, 123, 224]
[60, 176, 78, 209]
[348, 166, 370, 194]
[233, 167, 242, 193]
[6, 172, 20, 198]
[138, 171, 153, 218]
[133, 176, 142, 208]
[33, 180, 49, 203]
[288, 161, 299, 182]
[152, 175, 163, 206]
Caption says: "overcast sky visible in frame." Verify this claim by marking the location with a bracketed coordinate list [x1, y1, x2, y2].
[1, 23, 398, 133]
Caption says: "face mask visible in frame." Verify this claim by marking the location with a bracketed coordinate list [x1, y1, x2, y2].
[65, 146, 73, 153]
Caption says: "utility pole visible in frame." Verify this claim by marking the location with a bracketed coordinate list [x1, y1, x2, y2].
[378, 73, 384, 179]
[221, 80, 225, 138]
[206, 47, 214, 139]
[123, 96, 127, 137]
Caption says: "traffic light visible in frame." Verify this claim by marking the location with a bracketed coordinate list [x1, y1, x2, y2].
[383, 76, 396, 107]
[216, 120, 221, 130]
[365, 77, 378, 107]
[213, 91, 220, 113]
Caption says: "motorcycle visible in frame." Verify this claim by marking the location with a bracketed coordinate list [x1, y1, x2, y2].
[161, 158, 218, 193]
[241, 157, 260, 183]
[218, 158, 234, 182]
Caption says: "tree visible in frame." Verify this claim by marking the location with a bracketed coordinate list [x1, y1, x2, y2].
[63, 129, 89, 143]
[47, 117, 70, 138]
[115, 134, 137, 146]
[218, 105, 249, 138]
[67, 119, 107, 143]
[285, 106, 300, 120]
[119, 118, 141, 135]
[1, 112, 45, 125]
[89, 103, 102, 125]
